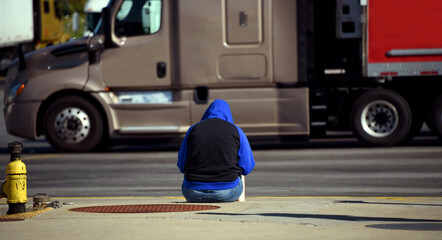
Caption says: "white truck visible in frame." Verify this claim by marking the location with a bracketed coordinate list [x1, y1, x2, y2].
[0, 0, 72, 74]
[0, 0, 34, 72]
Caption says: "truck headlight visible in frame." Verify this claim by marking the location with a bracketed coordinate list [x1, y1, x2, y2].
[7, 83, 26, 103]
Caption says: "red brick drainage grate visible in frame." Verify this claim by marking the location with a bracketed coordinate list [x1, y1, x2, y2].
[69, 204, 220, 213]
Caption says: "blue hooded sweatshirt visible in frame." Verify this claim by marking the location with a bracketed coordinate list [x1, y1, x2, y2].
[177, 99, 255, 190]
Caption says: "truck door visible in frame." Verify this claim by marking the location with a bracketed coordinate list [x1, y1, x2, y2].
[101, 0, 171, 88]
[99, 0, 190, 137]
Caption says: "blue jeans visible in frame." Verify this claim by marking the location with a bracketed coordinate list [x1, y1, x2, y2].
[182, 178, 243, 203]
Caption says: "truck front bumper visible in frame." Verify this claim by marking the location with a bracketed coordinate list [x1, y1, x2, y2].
[4, 101, 41, 140]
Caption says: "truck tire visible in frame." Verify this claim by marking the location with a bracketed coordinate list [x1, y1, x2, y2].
[401, 101, 425, 145]
[43, 96, 104, 152]
[351, 89, 412, 146]
[429, 94, 442, 141]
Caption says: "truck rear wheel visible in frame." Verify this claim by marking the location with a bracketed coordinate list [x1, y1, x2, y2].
[351, 89, 412, 146]
[44, 96, 104, 152]
[429, 94, 442, 141]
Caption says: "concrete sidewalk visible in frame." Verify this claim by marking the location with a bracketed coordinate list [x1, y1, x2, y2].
[1, 196, 441, 240]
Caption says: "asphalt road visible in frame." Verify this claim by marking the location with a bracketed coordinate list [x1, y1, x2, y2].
[0, 87, 441, 198]
[0, 134, 441, 198]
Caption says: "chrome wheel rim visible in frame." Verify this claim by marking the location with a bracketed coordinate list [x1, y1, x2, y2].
[54, 108, 90, 143]
[360, 100, 399, 138]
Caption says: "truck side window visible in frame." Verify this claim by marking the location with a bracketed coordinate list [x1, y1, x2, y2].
[115, 0, 162, 37]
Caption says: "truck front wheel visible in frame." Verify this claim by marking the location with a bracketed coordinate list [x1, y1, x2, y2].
[43, 96, 104, 152]
[351, 89, 412, 146]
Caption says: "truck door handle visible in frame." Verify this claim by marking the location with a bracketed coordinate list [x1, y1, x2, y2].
[239, 11, 248, 27]
[157, 62, 166, 78]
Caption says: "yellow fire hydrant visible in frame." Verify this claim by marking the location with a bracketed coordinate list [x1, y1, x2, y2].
[1, 141, 27, 214]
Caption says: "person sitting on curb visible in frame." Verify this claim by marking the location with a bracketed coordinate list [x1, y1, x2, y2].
[177, 99, 255, 202]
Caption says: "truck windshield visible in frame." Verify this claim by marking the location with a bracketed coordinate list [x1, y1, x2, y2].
[93, 18, 103, 36]
[84, 0, 111, 36]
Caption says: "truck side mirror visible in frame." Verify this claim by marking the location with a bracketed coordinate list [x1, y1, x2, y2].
[102, 7, 114, 48]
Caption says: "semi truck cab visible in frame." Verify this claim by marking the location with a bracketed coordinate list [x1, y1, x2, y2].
[4, 0, 309, 152]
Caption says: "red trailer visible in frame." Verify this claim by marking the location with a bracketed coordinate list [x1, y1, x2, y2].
[313, 0, 442, 146]
[365, 0, 442, 77]
[355, 0, 442, 144]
